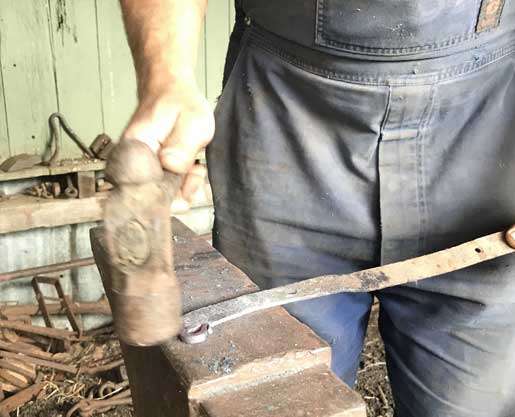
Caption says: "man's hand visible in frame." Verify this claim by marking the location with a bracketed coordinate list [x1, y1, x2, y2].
[123, 73, 214, 211]
[119, 0, 212, 211]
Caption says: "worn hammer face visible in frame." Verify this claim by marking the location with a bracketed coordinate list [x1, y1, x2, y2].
[95, 139, 182, 346]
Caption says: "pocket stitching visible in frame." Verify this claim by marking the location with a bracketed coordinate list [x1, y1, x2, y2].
[315, 0, 481, 55]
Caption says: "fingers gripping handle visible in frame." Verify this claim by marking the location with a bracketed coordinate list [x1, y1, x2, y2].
[106, 138, 183, 199]
[163, 170, 185, 201]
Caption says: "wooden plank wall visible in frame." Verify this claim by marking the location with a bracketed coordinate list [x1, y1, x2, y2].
[0, 0, 234, 162]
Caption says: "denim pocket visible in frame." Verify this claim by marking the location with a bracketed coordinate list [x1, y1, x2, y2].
[315, 0, 489, 56]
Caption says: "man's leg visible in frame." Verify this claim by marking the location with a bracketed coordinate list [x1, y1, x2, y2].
[376, 39, 515, 417]
[378, 262, 515, 417]
[207, 29, 389, 385]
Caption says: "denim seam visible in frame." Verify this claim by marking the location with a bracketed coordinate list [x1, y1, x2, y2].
[378, 86, 392, 265]
[415, 85, 436, 256]
[249, 33, 515, 86]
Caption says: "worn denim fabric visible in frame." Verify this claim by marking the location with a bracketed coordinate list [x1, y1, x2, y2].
[206, 21, 515, 417]
[241, 0, 515, 59]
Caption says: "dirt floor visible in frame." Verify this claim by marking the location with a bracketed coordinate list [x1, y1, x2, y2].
[14, 308, 392, 417]
[356, 306, 394, 417]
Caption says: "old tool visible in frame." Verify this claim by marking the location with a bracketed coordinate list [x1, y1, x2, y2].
[28, 181, 61, 199]
[46, 112, 95, 165]
[180, 229, 515, 344]
[89, 134, 115, 160]
[64, 175, 79, 199]
[101, 139, 183, 346]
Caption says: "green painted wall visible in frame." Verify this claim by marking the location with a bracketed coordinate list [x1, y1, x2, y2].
[0, 0, 234, 162]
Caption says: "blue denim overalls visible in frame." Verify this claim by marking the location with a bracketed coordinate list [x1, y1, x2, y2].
[207, 2, 515, 416]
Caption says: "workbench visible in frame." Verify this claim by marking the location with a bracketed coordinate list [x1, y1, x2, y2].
[90, 221, 366, 417]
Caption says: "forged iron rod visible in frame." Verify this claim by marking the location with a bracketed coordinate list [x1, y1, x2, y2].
[0, 258, 95, 283]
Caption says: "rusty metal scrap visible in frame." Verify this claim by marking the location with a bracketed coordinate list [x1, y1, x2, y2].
[89, 134, 115, 160]
[0, 382, 44, 414]
[0, 257, 95, 283]
[46, 112, 95, 166]
[28, 181, 61, 199]
[66, 387, 132, 417]
[64, 174, 79, 199]
[0, 340, 70, 362]
[0, 263, 130, 416]
[0, 299, 111, 319]
[0, 320, 77, 341]
[31, 276, 83, 338]
[0, 350, 77, 374]
[79, 358, 124, 376]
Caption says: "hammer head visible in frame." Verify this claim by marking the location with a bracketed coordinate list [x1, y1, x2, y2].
[93, 139, 182, 346]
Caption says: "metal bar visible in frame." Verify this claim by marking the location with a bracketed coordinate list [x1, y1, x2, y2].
[31, 278, 54, 329]
[0, 300, 111, 318]
[181, 230, 515, 343]
[0, 350, 77, 374]
[31, 276, 83, 337]
[0, 383, 44, 414]
[0, 320, 75, 341]
[0, 257, 95, 283]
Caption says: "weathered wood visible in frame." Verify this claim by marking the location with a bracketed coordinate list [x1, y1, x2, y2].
[0, 183, 212, 234]
[0, 159, 105, 182]
[0, 300, 111, 318]
[0, 0, 58, 156]
[0, 59, 9, 163]
[90, 221, 366, 417]
[48, 0, 104, 159]
[0, 194, 106, 234]
[0, 0, 232, 163]
[77, 171, 96, 198]
[95, 0, 137, 140]
[205, 0, 232, 104]
[0, 154, 41, 173]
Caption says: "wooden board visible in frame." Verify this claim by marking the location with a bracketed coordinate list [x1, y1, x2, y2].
[48, 0, 104, 159]
[0, 58, 10, 162]
[0, 159, 105, 182]
[95, 0, 137, 141]
[0, 193, 106, 234]
[0, 0, 58, 157]
[0, 191, 213, 234]
[205, 0, 232, 104]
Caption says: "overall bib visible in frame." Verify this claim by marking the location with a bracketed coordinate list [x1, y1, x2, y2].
[207, 2, 515, 416]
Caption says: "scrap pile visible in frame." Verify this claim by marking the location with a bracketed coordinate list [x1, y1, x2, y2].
[0, 276, 131, 417]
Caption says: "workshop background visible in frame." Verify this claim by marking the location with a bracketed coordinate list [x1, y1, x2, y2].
[0, 0, 232, 319]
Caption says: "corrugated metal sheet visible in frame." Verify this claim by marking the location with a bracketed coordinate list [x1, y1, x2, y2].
[0, 208, 213, 329]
